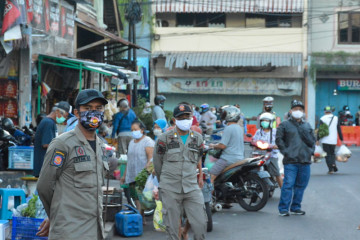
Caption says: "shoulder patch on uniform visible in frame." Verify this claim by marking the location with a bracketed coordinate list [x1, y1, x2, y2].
[157, 140, 167, 154]
[50, 149, 66, 167]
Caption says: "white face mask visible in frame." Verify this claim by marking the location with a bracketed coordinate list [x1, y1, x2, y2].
[153, 129, 162, 136]
[132, 130, 143, 139]
[291, 110, 303, 119]
[175, 119, 193, 131]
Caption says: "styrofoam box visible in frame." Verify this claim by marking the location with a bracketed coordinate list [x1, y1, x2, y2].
[0, 220, 10, 240]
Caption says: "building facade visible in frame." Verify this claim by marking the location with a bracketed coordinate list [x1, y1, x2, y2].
[310, 0, 360, 126]
[151, 0, 308, 121]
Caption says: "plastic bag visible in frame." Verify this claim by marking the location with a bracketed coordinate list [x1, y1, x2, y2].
[336, 145, 352, 162]
[142, 175, 159, 202]
[153, 200, 166, 232]
[314, 145, 326, 162]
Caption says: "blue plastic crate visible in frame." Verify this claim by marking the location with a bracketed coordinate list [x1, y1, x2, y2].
[8, 146, 34, 170]
[12, 217, 47, 240]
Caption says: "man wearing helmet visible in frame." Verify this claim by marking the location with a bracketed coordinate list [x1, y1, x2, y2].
[209, 106, 244, 183]
[276, 100, 315, 217]
[253, 112, 283, 188]
[257, 96, 281, 129]
[199, 103, 217, 135]
[152, 95, 167, 122]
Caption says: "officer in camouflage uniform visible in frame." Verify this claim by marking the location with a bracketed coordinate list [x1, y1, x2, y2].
[36, 89, 109, 240]
[153, 104, 206, 240]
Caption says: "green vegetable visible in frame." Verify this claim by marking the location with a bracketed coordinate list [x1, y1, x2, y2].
[21, 194, 38, 218]
[135, 168, 150, 191]
[318, 123, 329, 139]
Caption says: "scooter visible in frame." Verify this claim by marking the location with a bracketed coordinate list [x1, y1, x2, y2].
[251, 140, 278, 197]
[197, 167, 213, 232]
[0, 128, 18, 170]
[206, 145, 269, 212]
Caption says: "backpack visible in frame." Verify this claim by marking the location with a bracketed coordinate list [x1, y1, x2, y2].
[318, 116, 334, 139]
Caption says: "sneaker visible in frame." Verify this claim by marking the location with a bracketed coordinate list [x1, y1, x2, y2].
[327, 171, 334, 175]
[279, 212, 290, 217]
[290, 209, 305, 215]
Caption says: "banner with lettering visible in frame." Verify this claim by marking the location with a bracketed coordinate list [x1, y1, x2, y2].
[157, 78, 302, 96]
[338, 80, 360, 90]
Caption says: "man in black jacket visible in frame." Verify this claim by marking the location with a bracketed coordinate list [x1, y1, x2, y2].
[276, 100, 315, 217]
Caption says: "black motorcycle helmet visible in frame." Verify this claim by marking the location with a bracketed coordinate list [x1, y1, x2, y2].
[2, 118, 15, 133]
[154, 95, 166, 107]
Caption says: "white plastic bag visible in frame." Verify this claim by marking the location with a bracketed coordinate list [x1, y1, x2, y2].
[142, 175, 159, 201]
[336, 145, 352, 162]
[314, 145, 326, 162]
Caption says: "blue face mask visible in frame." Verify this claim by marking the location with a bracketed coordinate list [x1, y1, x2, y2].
[132, 130, 143, 139]
[261, 121, 270, 129]
[56, 116, 66, 124]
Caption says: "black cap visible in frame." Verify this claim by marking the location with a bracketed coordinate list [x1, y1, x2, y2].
[55, 101, 71, 113]
[291, 100, 304, 110]
[173, 104, 192, 117]
[75, 89, 108, 108]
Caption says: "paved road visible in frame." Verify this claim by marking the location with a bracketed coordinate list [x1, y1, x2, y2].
[113, 147, 360, 240]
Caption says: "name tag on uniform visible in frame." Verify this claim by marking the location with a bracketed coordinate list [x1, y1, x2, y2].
[74, 155, 91, 163]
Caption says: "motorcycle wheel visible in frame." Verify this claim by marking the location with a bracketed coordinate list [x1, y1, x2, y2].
[236, 173, 269, 211]
[205, 202, 213, 232]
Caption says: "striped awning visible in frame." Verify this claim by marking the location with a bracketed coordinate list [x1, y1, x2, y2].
[153, 52, 303, 70]
[155, 0, 304, 13]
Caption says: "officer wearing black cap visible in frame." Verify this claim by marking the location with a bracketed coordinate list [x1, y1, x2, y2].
[153, 103, 206, 240]
[37, 89, 109, 239]
[33, 101, 71, 177]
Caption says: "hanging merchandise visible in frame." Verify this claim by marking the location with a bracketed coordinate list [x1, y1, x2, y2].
[41, 82, 51, 96]
[4, 99, 18, 118]
[2, 0, 22, 34]
[3, 80, 17, 98]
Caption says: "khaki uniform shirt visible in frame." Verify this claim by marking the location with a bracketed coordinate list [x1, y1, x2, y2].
[37, 126, 109, 240]
[153, 128, 203, 194]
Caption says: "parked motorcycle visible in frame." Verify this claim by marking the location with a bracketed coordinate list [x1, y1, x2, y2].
[0, 128, 18, 170]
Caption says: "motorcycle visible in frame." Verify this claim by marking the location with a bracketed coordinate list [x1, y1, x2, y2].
[0, 128, 18, 170]
[251, 140, 278, 197]
[197, 167, 213, 232]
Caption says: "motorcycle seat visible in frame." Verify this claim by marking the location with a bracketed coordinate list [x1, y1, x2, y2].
[222, 159, 249, 173]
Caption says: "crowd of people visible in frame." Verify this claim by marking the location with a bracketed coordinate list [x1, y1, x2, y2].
[30, 88, 349, 240]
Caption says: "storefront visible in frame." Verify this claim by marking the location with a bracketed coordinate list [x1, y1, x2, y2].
[316, 78, 360, 123]
[153, 52, 304, 120]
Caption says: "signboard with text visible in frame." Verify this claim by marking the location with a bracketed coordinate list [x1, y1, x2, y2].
[338, 80, 360, 90]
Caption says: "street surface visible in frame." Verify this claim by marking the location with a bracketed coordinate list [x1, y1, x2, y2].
[113, 147, 360, 240]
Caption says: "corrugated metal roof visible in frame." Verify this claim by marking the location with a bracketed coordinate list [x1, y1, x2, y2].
[155, 0, 304, 13]
[153, 52, 303, 70]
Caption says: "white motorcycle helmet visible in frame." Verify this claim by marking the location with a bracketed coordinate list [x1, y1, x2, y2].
[259, 112, 275, 128]
[221, 106, 241, 123]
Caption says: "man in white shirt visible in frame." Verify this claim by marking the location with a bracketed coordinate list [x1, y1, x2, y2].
[317, 106, 344, 174]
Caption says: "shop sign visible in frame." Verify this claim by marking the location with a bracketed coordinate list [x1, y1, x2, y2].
[338, 80, 360, 90]
[157, 78, 302, 96]
[31, 0, 74, 39]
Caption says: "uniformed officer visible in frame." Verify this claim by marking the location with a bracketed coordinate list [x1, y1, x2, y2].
[36, 89, 109, 240]
[153, 104, 207, 240]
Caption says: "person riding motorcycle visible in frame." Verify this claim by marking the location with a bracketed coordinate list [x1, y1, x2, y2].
[257, 96, 280, 129]
[200, 103, 217, 135]
[339, 105, 353, 126]
[1, 118, 31, 146]
[209, 106, 244, 183]
[252, 112, 283, 188]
